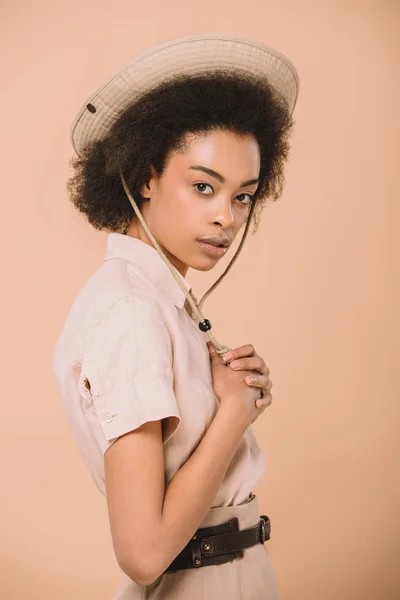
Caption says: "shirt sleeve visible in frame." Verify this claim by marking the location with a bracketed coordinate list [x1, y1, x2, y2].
[79, 296, 180, 447]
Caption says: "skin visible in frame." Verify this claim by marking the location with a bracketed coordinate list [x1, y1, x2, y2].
[126, 128, 258, 276]
[126, 128, 273, 410]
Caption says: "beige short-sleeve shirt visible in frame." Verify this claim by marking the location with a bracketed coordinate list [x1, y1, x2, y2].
[52, 233, 266, 506]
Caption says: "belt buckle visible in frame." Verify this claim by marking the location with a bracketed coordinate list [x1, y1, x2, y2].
[260, 515, 270, 544]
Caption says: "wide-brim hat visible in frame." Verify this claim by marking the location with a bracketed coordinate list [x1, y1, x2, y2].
[71, 32, 300, 156]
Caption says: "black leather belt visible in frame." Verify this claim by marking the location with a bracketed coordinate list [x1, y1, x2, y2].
[164, 514, 271, 572]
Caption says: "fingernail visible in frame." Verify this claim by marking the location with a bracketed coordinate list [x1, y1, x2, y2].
[208, 343, 215, 354]
[222, 352, 232, 362]
[247, 377, 255, 383]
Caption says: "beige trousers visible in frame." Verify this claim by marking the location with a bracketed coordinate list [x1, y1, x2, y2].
[112, 493, 279, 600]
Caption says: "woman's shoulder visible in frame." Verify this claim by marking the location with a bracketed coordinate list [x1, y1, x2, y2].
[62, 259, 164, 336]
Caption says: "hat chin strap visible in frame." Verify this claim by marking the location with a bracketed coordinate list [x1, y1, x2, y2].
[119, 169, 255, 358]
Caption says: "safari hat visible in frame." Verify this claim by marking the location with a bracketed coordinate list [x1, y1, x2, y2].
[71, 33, 299, 155]
[70, 33, 300, 359]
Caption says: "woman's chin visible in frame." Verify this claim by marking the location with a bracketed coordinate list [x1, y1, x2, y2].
[188, 255, 222, 271]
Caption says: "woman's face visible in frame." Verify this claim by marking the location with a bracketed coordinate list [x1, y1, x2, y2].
[126, 128, 260, 277]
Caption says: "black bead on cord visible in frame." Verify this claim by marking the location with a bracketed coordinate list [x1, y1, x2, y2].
[199, 318, 229, 366]
[199, 319, 212, 332]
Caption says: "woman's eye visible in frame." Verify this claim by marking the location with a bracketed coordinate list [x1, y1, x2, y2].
[194, 183, 253, 206]
[236, 193, 254, 206]
[194, 182, 213, 194]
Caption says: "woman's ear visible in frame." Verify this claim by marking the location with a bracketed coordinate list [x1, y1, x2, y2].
[139, 181, 151, 199]
[140, 164, 158, 199]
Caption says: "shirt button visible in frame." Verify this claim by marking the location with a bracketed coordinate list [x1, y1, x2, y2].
[104, 413, 113, 423]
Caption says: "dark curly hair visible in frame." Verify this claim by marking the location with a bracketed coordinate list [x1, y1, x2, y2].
[67, 69, 295, 235]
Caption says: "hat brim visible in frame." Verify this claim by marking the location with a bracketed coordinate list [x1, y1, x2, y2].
[71, 33, 300, 157]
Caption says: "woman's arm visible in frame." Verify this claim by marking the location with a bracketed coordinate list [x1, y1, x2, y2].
[104, 403, 249, 586]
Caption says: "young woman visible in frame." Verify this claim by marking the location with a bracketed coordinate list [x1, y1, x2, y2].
[52, 34, 299, 599]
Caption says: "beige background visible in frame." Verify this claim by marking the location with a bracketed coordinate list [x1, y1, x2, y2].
[1, 1, 399, 598]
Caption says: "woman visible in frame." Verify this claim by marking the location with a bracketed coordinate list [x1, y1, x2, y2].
[52, 33, 299, 599]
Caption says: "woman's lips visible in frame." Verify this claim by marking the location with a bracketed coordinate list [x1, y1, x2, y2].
[196, 240, 227, 257]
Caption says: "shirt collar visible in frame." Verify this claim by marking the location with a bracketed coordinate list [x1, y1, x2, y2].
[104, 233, 192, 309]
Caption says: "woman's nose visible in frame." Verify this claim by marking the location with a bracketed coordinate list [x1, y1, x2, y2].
[212, 199, 235, 229]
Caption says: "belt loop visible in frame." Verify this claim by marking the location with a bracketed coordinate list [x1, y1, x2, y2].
[260, 515, 271, 543]
[189, 537, 203, 567]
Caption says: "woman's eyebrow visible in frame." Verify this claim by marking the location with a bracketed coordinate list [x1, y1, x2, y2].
[189, 165, 259, 188]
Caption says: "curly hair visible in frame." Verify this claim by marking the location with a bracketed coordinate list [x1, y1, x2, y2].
[67, 69, 295, 235]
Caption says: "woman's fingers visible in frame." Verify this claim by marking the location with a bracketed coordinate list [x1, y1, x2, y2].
[245, 373, 273, 398]
[222, 344, 256, 363]
[229, 356, 269, 376]
[222, 345, 270, 377]
[220, 344, 273, 414]
[256, 393, 272, 409]
[251, 394, 272, 422]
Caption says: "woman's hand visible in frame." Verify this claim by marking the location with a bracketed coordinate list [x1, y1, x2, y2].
[207, 342, 267, 427]
[221, 344, 273, 411]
